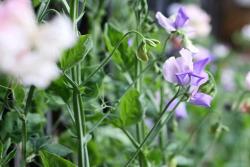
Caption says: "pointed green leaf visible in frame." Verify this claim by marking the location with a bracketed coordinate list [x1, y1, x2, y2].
[39, 150, 76, 167]
[119, 89, 142, 126]
[104, 24, 134, 71]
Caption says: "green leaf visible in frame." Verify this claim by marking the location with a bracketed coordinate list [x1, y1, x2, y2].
[32, 0, 41, 7]
[1, 148, 16, 166]
[27, 113, 46, 134]
[42, 144, 73, 157]
[0, 112, 22, 143]
[47, 76, 71, 102]
[39, 150, 76, 167]
[119, 89, 142, 126]
[104, 24, 134, 71]
[12, 84, 25, 106]
[60, 34, 93, 70]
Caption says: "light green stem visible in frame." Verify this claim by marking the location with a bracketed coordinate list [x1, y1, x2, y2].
[82, 30, 145, 85]
[124, 88, 183, 167]
[70, 0, 89, 166]
[21, 85, 35, 167]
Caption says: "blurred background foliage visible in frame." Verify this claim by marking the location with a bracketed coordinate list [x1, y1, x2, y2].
[0, 0, 250, 166]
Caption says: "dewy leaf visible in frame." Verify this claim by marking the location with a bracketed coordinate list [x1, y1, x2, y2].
[60, 34, 93, 70]
[119, 89, 142, 126]
[39, 150, 76, 167]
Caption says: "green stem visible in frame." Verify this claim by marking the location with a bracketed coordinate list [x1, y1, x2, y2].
[121, 128, 140, 148]
[159, 86, 167, 164]
[21, 85, 35, 167]
[72, 90, 85, 167]
[82, 30, 145, 85]
[124, 87, 183, 167]
[70, 0, 89, 166]
[135, 53, 144, 166]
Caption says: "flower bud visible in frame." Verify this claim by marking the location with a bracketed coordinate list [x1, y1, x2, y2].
[137, 41, 148, 62]
[145, 38, 160, 47]
[199, 72, 217, 97]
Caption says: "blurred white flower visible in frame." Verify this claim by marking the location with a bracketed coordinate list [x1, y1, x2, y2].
[241, 24, 250, 40]
[0, 0, 76, 88]
[193, 45, 212, 61]
[221, 68, 235, 92]
[169, 3, 211, 38]
[212, 43, 230, 59]
[246, 72, 250, 90]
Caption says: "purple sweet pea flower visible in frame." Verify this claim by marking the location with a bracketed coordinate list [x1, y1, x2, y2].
[155, 7, 189, 33]
[168, 99, 188, 120]
[163, 48, 213, 107]
[189, 92, 212, 107]
[163, 48, 209, 86]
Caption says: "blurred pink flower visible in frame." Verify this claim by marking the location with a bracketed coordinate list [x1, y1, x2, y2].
[0, 0, 76, 88]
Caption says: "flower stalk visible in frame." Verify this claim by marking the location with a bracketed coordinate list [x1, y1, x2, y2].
[125, 87, 187, 166]
[21, 85, 35, 167]
[70, 0, 89, 166]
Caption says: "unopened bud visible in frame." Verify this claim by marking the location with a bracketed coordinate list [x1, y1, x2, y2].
[137, 41, 148, 62]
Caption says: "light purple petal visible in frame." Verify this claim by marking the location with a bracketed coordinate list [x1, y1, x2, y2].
[155, 12, 176, 32]
[189, 72, 205, 86]
[176, 72, 190, 85]
[168, 99, 188, 119]
[193, 57, 210, 74]
[163, 57, 179, 83]
[175, 102, 188, 119]
[177, 49, 193, 72]
[174, 8, 189, 29]
[189, 92, 212, 107]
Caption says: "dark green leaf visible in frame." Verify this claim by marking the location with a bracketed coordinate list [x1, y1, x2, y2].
[47, 76, 71, 102]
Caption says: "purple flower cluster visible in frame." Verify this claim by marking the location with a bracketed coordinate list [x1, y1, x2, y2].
[163, 48, 212, 107]
[155, 6, 213, 108]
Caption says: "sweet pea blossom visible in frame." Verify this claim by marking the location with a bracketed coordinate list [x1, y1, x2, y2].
[163, 48, 212, 107]
[169, 3, 211, 38]
[163, 48, 209, 86]
[155, 8, 198, 53]
[0, 0, 76, 88]
[155, 8, 189, 33]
